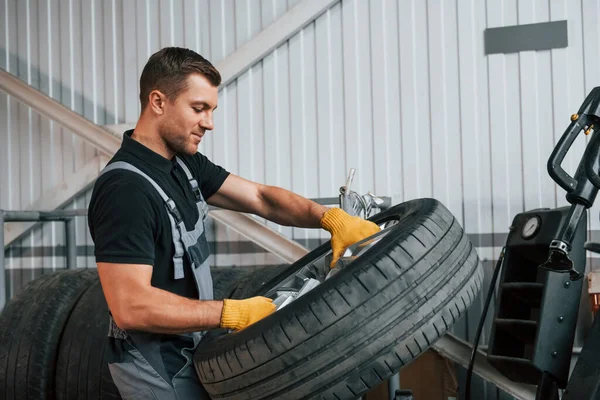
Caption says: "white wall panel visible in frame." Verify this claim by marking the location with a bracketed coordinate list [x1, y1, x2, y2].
[370, 0, 402, 201]
[314, 3, 345, 200]
[341, 0, 375, 196]
[429, 0, 464, 225]
[399, 1, 432, 201]
[289, 24, 318, 243]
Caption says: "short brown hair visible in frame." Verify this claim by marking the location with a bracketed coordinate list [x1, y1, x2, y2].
[139, 47, 221, 110]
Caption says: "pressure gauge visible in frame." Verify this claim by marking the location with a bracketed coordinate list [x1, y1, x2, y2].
[521, 216, 541, 239]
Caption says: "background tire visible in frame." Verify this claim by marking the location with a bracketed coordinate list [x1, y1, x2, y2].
[0, 269, 98, 400]
[194, 198, 484, 400]
[53, 266, 262, 399]
[54, 279, 121, 400]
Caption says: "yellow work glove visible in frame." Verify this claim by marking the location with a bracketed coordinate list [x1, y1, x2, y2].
[321, 208, 381, 268]
[220, 296, 276, 331]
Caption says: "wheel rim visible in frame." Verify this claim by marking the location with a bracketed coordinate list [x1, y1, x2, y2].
[265, 218, 400, 310]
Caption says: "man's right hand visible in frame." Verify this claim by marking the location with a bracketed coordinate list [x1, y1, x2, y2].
[220, 296, 276, 331]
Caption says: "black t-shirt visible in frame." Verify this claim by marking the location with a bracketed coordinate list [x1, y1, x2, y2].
[88, 130, 229, 299]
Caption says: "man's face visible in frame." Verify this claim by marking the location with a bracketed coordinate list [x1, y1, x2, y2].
[158, 73, 218, 157]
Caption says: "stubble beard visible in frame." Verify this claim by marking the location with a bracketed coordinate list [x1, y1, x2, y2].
[159, 121, 197, 157]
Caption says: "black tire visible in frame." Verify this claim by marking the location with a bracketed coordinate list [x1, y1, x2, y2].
[193, 198, 484, 400]
[52, 266, 260, 399]
[0, 269, 98, 400]
[54, 280, 121, 400]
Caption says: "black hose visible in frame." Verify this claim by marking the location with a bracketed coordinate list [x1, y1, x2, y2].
[465, 248, 506, 400]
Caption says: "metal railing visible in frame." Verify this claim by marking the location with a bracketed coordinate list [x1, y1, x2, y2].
[0, 209, 87, 309]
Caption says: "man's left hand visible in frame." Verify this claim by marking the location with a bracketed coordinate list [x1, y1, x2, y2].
[320, 208, 381, 268]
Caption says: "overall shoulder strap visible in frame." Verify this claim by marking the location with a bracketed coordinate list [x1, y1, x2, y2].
[175, 157, 203, 202]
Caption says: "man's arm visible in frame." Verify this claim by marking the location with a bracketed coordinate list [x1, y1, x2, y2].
[206, 173, 329, 227]
[90, 181, 222, 334]
[97, 262, 223, 334]
[97, 262, 275, 333]
[207, 173, 382, 267]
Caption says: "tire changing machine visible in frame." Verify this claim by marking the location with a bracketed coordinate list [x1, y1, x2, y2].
[475, 86, 600, 399]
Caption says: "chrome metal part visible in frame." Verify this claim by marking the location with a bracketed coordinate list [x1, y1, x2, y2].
[339, 168, 388, 219]
[550, 240, 570, 253]
[267, 219, 399, 310]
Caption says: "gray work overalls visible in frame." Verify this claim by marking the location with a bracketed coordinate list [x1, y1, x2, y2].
[99, 157, 213, 400]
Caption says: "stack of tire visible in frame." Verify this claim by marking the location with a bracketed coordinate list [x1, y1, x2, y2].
[0, 198, 483, 400]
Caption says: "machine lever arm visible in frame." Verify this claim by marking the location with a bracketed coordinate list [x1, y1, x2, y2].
[548, 114, 591, 193]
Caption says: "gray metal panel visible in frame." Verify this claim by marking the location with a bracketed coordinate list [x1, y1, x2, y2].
[485, 21, 568, 55]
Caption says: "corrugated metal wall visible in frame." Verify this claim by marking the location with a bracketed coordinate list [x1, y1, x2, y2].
[3, 0, 600, 398]
[0, 0, 300, 282]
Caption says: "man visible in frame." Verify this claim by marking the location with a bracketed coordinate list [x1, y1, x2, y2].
[88, 46, 381, 399]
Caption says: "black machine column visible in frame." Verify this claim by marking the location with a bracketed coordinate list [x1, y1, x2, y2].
[486, 86, 600, 400]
